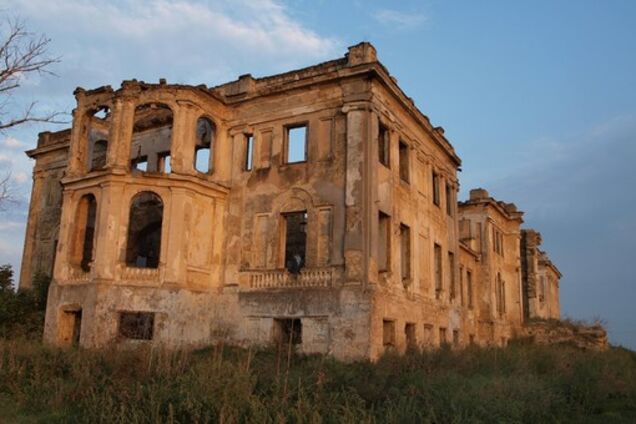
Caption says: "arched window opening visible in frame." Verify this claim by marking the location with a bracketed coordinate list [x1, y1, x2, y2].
[86, 106, 111, 172]
[90, 139, 108, 170]
[126, 192, 163, 268]
[130, 103, 173, 173]
[71, 194, 97, 272]
[194, 117, 214, 173]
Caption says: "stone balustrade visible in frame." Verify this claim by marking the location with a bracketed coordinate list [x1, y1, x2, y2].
[122, 266, 160, 281]
[248, 267, 336, 289]
[67, 267, 91, 283]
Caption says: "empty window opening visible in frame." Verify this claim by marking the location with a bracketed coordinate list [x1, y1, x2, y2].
[157, 152, 171, 173]
[398, 140, 409, 183]
[131, 155, 148, 172]
[90, 139, 108, 171]
[126, 192, 163, 269]
[71, 194, 97, 272]
[383, 319, 396, 348]
[194, 117, 214, 173]
[274, 318, 302, 345]
[130, 103, 173, 173]
[378, 212, 390, 272]
[448, 251, 455, 301]
[467, 270, 474, 309]
[469, 334, 476, 345]
[453, 329, 460, 347]
[539, 276, 546, 302]
[432, 171, 440, 206]
[439, 327, 447, 346]
[434, 243, 443, 299]
[445, 183, 453, 216]
[400, 224, 411, 285]
[119, 312, 154, 340]
[286, 125, 307, 164]
[496, 273, 506, 317]
[283, 211, 307, 274]
[378, 123, 390, 167]
[244, 134, 254, 171]
[423, 324, 434, 346]
[84, 106, 111, 173]
[405, 323, 417, 349]
[459, 265, 465, 306]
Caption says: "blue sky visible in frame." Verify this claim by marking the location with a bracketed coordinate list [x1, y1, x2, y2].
[1, 0, 635, 348]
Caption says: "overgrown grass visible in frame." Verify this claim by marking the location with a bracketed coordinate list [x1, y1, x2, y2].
[1, 339, 635, 423]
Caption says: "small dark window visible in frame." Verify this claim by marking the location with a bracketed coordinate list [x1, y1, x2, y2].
[400, 224, 411, 284]
[119, 312, 154, 340]
[434, 243, 442, 299]
[72, 194, 97, 272]
[453, 329, 460, 347]
[283, 211, 307, 274]
[405, 323, 416, 349]
[245, 134, 254, 171]
[378, 123, 390, 167]
[286, 125, 307, 164]
[467, 270, 474, 309]
[445, 183, 453, 216]
[432, 171, 440, 206]
[448, 251, 455, 301]
[378, 212, 390, 272]
[398, 140, 409, 183]
[383, 319, 395, 348]
[274, 318, 302, 345]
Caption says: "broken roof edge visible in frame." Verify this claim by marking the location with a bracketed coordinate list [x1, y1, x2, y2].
[458, 187, 525, 222]
[211, 42, 461, 166]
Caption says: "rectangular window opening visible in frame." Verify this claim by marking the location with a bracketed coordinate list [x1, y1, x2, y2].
[446, 183, 453, 216]
[405, 323, 417, 349]
[400, 224, 411, 285]
[378, 123, 390, 167]
[439, 327, 447, 346]
[398, 140, 409, 183]
[132, 156, 148, 172]
[157, 151, 171, 173]
[286, 125, 307, 164]
[378, 212, 390, 272]
[283, 211, 307, 274]
[432, 171, 440, 206]
[453, 330, 460, 347]
[434, 243, 443, 299]
[274, 318, 302, 345]
[245, 134, 254, 171]
[383, 319, 396, 348]
[448, 251, 455, 301]
[119, 312, 155, 340]
[467, 270, 474, 309]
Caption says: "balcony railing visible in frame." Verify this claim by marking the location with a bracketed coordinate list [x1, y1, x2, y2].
[247, 267, 338, 289]
[122, 266, 160, 281]
[67, 267, 91, 283]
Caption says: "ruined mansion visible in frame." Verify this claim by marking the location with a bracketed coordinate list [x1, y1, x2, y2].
[20, 43, 562, 360]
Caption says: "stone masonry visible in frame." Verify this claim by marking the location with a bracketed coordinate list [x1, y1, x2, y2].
[20, 42, 563, 360]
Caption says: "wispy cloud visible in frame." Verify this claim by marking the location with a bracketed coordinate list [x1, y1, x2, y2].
[2, 137, 25, 149]
[373, 9, 427, 30]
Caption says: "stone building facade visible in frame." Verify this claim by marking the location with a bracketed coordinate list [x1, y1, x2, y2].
[20, 42, 561, 359]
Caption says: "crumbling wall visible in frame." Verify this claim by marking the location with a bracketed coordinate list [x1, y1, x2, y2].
[518, 320, 608, 351]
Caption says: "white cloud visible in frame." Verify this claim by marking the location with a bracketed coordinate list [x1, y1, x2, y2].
[12, 171, 29, 184]
[2, 137, 25, 149]
[373, 9, 427, 30]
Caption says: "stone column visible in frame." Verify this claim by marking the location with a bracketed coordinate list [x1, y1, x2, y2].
[163, 187, 188, 285]
[107, 96, 136, 173]
[18, 172, 45, 289]
[342, 103, 372, 285]
[170, 101, 198, 175]
[92, 181, 125, 282]
[214, 126, 232, 184]
[66, 91, 89, 177]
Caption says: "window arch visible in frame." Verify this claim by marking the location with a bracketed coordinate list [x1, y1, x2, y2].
[71, 194, 97, 272]
[85, 106, 111, 173]
[126, 191, 163, 268]
[194, 117, 215, 173]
